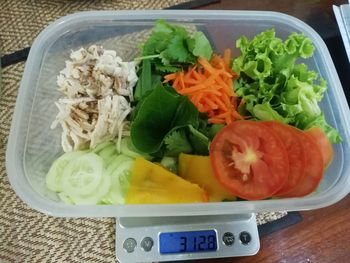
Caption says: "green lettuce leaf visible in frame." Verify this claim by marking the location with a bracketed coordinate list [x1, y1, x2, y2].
[232, 28, 341, 143]
[252, 103, 285, 122]
[295, 114, 342, 143]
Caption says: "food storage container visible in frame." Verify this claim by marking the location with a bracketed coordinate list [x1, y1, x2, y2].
[6, 10, 350, 217]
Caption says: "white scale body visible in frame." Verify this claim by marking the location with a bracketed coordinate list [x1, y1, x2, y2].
[116, 213, 260, 263]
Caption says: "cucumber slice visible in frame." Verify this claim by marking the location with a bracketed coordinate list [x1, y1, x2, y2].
[91, 141, 114, 154]
[106, 154, 133, 175]
[46, 151, 86, 192]
[104, 154, 118, 167]
[61, 153, 104, 196]
[97, 143, 117, 162]
[67, 170, 111, 205]
[102, 156, 134, 204]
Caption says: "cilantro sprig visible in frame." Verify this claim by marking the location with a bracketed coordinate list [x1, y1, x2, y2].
[134, 20, 213, 101]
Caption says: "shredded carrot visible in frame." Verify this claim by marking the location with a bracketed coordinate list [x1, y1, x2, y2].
[223, 49, 231, 67]
[164, 49, 244, 124]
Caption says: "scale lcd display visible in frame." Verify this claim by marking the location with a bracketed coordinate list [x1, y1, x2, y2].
[159, 230, 217, 254]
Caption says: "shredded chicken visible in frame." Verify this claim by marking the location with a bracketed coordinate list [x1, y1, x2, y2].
[51, 45, 138, 152]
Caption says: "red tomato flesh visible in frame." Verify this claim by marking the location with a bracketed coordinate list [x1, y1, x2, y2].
[263, 121, 306, 196]
[279, 131, 324, 198]
[306, 127, 334, 168]
[210, 121, 289, 200]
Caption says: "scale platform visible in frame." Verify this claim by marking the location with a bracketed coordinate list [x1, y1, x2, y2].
[116, 213, 260, 263]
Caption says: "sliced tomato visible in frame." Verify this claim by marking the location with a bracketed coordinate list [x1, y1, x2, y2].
[280, 132, 324, 198]
[262, 121, 306, 196]
[210, 121, 289, 200]
[306, 127, 334, 168]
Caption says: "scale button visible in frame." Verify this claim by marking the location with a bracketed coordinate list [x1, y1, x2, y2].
[141, 237, 154, 252]
[222, 232, 235, 246]
[123, 238, 137, 253]
[239, 231, 252, 245]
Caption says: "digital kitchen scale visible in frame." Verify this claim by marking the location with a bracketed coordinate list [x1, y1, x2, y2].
[116, 213, 260, 263]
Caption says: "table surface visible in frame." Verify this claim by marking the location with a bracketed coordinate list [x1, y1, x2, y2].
[195, 0, 350, 263]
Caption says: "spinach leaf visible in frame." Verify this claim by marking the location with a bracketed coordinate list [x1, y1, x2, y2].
[188, 125, 210, 155]
[131, 82, 181, 153]
[131, 82, 203, 154]
[134, 59, 152, 101]
[171, 96, 199, 129]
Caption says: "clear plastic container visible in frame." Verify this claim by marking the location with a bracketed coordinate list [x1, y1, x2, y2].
[6, 10, 350, 217]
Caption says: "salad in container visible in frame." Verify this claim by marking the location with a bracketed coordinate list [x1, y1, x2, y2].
[6, 10, 350, 217]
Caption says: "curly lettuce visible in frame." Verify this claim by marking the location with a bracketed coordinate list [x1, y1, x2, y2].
[233, 29, 341, 143]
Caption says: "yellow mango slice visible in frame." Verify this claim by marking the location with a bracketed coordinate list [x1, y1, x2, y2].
[126, 157, 208, 204]
[179, 153, 236, 202]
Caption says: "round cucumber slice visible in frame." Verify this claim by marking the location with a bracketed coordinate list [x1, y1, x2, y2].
[102, 156, 134, 204]
[46, 151, 86, 192]
[61, 153, 104, 196]
[68, 170, 111, 205]
[98, 143, 117, 160]
[97, 143, 118, 166]
[106, 154, 133, 175]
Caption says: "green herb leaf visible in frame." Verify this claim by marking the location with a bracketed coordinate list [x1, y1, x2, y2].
[164, 129, 193, 157]
[160, 35, 190, 64]
[141, 19, 213, 67]
[187, 31, 213, 60]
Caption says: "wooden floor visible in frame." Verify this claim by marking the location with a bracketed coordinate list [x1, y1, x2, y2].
[195, 0, 350, 262]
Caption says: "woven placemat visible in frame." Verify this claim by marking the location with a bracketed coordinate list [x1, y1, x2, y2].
[0, 0, 193, 55]
[0, 1, 289, 262]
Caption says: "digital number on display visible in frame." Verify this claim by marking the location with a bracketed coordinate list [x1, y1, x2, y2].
[159, 230, 218, 254]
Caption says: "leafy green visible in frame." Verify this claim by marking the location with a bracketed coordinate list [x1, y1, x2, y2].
[187, 31, 213, 60]
[295, 113, 342, 144]
[134, 59, 152, 101]
[232, 28, 341, 143]
[131, 82, 183, 153]
[252, 103, 286, 123]
[142, 19, 212, 65]
[164, 130, 193, 157]
[131, 82, 203, 154]
[171, 96, 200, 128]
[208, 124, 225, 140]
[134, 20, 213, 102]
[130, 80, 212, 156]
[163, 125, 210, 157]
[188, 125, 209, 155]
